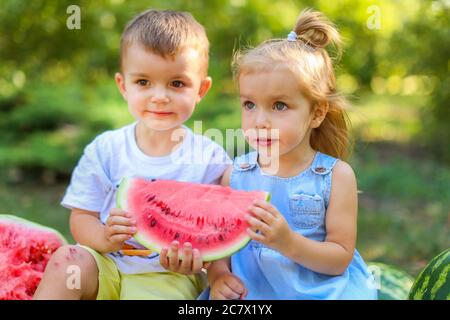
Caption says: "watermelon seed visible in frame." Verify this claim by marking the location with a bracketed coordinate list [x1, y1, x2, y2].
[218, 235, 224, 241]
[150, 219, 157, 227]
[174, 233, 180, 240]
[146, 195, 155, 202]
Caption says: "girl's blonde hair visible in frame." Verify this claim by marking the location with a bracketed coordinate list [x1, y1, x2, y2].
[233, 9, 352, 160]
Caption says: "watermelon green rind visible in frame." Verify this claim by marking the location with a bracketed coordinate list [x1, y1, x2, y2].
[409, 249, 450, 300]
[0, 214, 67, 244]
[368, 262, 414, 300]
[116, 177, 130, 211]
[116, 178, 271, 261]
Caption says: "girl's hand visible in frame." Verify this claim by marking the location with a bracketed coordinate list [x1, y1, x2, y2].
[159, 241, 211, 275]
[210, 272, 247, 300]
[246, 200, 294, 253]
[104, 208, 137, 252]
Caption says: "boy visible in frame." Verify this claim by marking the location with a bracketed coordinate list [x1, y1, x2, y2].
[34, 9, 230, 300]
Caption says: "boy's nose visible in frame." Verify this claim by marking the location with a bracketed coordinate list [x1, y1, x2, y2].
[150, 88, 170, 104]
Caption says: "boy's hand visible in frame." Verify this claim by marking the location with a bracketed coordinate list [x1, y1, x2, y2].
[159, 241, 211, 275]
[246, 200, 294, 254]
[104, 208, 137, 252]
[210, 272, 247, 300]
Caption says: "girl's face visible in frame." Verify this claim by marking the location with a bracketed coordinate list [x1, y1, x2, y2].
[239, 65, 317, 160]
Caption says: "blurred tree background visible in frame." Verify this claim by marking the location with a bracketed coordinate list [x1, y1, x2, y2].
[0, 0, 448, 277]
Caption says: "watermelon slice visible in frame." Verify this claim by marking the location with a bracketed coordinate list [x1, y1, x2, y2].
[117, 178, 270, 261]
[0, 214, 67, 300]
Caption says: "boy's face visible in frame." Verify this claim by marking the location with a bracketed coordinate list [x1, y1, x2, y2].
[115, 44, 211, 132]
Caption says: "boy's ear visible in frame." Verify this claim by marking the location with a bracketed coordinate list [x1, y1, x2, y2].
[310, 101, 329, 128]
[115, 72, 127, 101]
[196, 77, 212, 103]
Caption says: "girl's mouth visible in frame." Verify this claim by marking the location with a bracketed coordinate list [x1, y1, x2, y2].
[256, 138, 278, 147]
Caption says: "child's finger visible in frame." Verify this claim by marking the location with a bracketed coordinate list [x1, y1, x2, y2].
[109, 234, 132, 243]
[247, 228, 265, 242]
[248, 205, 276, 224]
[109, 225, 136, 235]
[159, 248, 169, 269]
[245, 214, 270, 234]
[240, 286, 248, 299]
[179, 243, 193, 273]
[218, 286, 241, 300]
[252, 200, 279, 217]
[225, 276, 246, 295]
[110, 208, 131, 218]
[168, 241, 180, 270]
[191, 248, 203, 272]
[211, 290, 228, 300]
[107, 215, 136, 227]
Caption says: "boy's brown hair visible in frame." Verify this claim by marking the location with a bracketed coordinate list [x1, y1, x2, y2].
[120, 9, 209, 75]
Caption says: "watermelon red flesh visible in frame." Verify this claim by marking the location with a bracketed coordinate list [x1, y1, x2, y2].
[0, 215, 67, 300]
[117, 178, 270, 261]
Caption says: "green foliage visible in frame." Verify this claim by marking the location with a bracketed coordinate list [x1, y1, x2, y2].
[388, 1, 450, 162]
[1, 0, 448, 175]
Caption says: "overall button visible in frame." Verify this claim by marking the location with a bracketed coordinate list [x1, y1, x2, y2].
[239, 163, 251, 169]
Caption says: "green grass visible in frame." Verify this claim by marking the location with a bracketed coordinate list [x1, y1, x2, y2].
[0, 182, 73, 243]
[347, 93, 427, 143]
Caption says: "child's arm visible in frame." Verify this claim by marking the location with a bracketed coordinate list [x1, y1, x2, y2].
[70, 207, 136, 253]
[246, 161, 357, 276]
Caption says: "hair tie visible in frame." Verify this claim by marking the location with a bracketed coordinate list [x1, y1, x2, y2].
[287, 31, 297, 42]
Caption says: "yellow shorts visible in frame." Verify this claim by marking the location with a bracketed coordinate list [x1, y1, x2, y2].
[79, 245, 206, 300]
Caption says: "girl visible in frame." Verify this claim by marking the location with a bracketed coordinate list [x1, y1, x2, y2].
[206, 9, 377, 299]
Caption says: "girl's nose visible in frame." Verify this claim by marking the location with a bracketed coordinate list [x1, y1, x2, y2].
[254, 110, 271, 129]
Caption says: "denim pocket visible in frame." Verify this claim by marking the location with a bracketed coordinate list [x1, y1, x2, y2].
[289, 193, 323, 229]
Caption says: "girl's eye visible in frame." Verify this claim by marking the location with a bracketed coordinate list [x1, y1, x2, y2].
[171, 80, 184, 88]
[243, 101, 256, 110]
[137, 79, 148, 86]
[273, 102, 288, 111]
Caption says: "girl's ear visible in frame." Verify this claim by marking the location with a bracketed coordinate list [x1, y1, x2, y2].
[196, 77, 212, 103]
[115, 72, 127, 101]
[311, 101, 329, 128]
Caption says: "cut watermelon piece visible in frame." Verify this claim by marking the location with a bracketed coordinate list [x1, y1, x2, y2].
[0, 214, 67, 300]
[117, 178, 270, 261]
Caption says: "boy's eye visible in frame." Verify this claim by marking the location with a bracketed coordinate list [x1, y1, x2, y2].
[137, 79, 149, 86]
[171, 80, 185, 88]
[273, 102, 288, 111]
[243, 101, 256, 111]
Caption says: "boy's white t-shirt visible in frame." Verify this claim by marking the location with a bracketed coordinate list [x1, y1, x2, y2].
[61, 122, 232, 274]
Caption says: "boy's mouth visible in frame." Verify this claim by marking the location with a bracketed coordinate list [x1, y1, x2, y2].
[148, 111, 174, 116]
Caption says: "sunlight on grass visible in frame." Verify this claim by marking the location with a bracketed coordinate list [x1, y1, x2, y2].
[348, 93, 427, 143]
